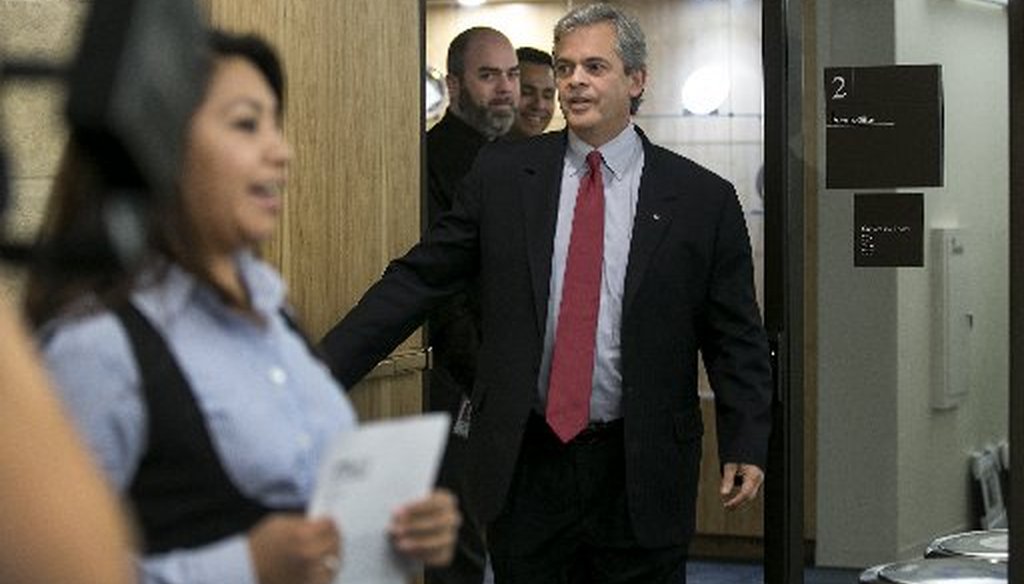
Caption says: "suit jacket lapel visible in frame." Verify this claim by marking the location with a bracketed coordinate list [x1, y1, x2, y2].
[521, 132, 569, 336]
[623, 131, 678, 319]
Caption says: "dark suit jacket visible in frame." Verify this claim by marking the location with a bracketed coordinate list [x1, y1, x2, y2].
[424, 111, 487, 412]
[426, 110, 488, 227]
[322, 127, 772, 547]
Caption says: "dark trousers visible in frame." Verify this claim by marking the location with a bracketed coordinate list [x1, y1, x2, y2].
[488, 413, 688, 584]
[425, 432, 487, 584]
[425, 369, 486, 584]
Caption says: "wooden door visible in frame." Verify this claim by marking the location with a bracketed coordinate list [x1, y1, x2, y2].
[208, 0, 426, 420]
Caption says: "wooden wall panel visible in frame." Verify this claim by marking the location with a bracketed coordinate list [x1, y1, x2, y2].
[695, 398, 765, 539]
[208, 0, 424, 420]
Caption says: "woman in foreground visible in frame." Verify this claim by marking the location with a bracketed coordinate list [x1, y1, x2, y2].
[27, 30, 459, 584]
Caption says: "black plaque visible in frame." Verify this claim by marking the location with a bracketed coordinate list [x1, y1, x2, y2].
[826, 65, 943, 188]
[854, 193, 924, 267]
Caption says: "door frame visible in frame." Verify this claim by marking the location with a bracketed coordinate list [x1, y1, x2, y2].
[1009, 0, 1022, 580]
[762, 0, 805, 582]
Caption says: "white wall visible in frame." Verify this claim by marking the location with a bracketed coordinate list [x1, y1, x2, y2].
[893, 0, 1009, 557]
[815, 2, 901, 569]
[815, 0, 1009, 568]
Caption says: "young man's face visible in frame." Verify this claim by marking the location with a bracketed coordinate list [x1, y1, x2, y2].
[512, 61, 556, 137]
[449, 33, 520, 139]
[554, 22, 645, 147]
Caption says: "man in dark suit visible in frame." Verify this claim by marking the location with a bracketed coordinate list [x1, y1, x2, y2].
[322, 4, 772, 583]
[425, 26, 519, 584]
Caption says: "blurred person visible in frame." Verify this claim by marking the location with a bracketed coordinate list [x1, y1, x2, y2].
[507, 47, 556, 139]
[0, 297, 135, 584]
[424, 26, 519, 584]
[26, 30, 459, 584]
[321, 4, 772, 583]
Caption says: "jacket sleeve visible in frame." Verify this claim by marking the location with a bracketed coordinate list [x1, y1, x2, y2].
[699, 186, 774, 469]
[427, 288, 481, 391]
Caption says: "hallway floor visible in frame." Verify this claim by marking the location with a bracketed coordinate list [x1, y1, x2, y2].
[686, 560, 862, 584]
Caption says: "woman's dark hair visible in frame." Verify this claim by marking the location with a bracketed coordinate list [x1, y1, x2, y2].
[25, 29, 285, 327]
[209, 29, 286, 113]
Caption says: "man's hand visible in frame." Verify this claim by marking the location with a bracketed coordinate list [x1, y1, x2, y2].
[719, 463, 764, 510]
[389, 488, 462, 566]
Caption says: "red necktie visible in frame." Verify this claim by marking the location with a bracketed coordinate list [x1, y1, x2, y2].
[546, 150, 605, 443]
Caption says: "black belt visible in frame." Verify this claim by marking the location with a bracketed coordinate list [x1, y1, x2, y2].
[571, 418, 624, 444]
[527, 411, 623, 445]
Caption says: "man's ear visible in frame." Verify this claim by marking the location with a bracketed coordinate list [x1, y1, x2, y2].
[446, 74, 461, 106]
[628, 67, 647, 99]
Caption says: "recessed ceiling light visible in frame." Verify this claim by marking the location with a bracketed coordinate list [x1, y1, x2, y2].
[681, 65, 731, 115]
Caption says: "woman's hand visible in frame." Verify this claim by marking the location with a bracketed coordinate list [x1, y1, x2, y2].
[389, 488, 462, 566]
[249, 514, 341, 584]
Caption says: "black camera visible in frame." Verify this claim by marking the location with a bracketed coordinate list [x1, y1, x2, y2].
[0, 0, 208, 268]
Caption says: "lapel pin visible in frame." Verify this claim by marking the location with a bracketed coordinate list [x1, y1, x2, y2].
[652, 213, 661, 221]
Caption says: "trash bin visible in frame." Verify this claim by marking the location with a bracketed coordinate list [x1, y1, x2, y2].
[858, 557, 1005, 583]
[925, 529, 1007, 563]
[859, 563, 887, 583]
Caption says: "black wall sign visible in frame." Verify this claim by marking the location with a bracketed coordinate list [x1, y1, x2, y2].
[826, 65, 943, 189]
[854, 193, 924, 267]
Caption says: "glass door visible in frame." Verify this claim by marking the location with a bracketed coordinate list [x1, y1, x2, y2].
[424, 0, 1024, 582]
[785, 1, 1020, 583]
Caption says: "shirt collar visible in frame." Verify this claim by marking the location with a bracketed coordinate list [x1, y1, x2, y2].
[237, 250, 287, 315]
[134, 250, 286, 323]
[566, 122, 643, 182]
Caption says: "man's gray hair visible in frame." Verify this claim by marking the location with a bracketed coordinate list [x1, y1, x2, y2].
[553, 3, 647, 113]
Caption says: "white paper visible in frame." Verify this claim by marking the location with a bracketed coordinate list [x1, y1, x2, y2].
[308, 412, 450, 584]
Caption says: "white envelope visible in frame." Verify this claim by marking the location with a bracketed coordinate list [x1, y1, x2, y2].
[308, 412, 451, 584]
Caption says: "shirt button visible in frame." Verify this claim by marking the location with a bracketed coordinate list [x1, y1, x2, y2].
[269, 366, 287, 385]
[297, 433, 312, 449]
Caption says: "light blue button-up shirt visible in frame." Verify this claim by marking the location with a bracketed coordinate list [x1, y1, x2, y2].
[538, 124, 645, 422]
[41, 251, 358, 584]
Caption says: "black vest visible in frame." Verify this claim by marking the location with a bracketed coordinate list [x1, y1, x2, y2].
[116, 303, 277, 553]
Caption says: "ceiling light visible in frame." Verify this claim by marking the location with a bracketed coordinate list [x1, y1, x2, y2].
[681, 65, 731, 116]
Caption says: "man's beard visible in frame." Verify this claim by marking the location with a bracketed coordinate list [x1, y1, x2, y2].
[458, 91, 515, 139]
